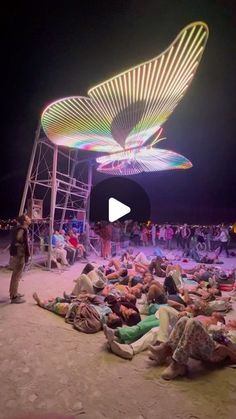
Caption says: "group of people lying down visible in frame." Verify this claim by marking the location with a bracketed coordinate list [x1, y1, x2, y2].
[33, 250, 236, 380]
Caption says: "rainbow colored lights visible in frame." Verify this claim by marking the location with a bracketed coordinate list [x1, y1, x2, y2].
[96, 147, 192, 175]
[41, 22, 209, 175]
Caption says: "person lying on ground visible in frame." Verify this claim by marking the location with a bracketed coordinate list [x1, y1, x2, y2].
[119, 251, 168, 276]
[71, 263, 107, 296]
[163, 271, 222, 303]
[63, 290, 142, 328]
[143, 272, 228, 317]
[104, 294, 141, 326]
[108, 253, 134, 271]
[148, 256, 167, 277]
[189, 282, 222, 302]
[32, 291, 126, 332]
[103, 305, 180, 359]
[148, 316, 236, 380]
[106, 268, 130, 285]
[102, 282, 143, 300]
[106, 249, 149, 272]
[103, 305, 225, 360]
[145, 279, 187, 310]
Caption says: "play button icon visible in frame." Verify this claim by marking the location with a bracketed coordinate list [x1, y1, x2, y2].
[108, 198, 131, 222]
[89, 177, 151, 222]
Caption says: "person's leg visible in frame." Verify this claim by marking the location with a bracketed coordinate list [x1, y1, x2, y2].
[103, 240, 108, 258]
[148, 260, 155, 274]
[164, 276, 178, 295]
[207, 237, 211, 252]
[218, 243, 223, 255]
[148, 317, 189, 368]
[149, 316, 188, 358]
[33, 293, 69, 316]
[157, 306, 179, 343]
[104, 240, 111, 258]
[223, 242, 229, 257]
[71, 273, 93, 295]
[135, 252, 149, 265]
[177, 236, 180, 249]
[191, 249, 201, 262]
[78, 273, 94, 293]
[170, 318, 216, 365]
[161, 318, 217, 380]
[9, 256, 25, 300]
[57, 248, 69, 266]
[183, 239, 188, 253]
[132, 327, 160, 354]
[107, 240, 111, 258]
[109, 326, 160, 360]
[134, 261, 148, 274]
[117, 315, 160, 343]
[66, 247, 75, 265]
[109, 258, 121, 271]
[155, 264, 166, 277]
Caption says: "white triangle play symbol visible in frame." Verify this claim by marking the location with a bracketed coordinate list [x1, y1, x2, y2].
[108, 197, 131, 222]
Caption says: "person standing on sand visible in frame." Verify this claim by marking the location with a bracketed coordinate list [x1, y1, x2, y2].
[9, 214, 31, 304]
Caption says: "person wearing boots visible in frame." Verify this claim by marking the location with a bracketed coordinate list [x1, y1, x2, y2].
[9, 214, 31, 304]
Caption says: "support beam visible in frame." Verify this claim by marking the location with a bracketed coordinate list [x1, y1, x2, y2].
[86, 161, 93, 226]
[19, 121, 41, 215]
[47, 144, 58, 269]
[59, 150, 79, 230]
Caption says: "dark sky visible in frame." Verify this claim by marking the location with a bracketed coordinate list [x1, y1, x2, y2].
[1, 0, 236, 223]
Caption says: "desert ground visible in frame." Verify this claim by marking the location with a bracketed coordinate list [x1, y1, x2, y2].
[0, 246, 236, 419]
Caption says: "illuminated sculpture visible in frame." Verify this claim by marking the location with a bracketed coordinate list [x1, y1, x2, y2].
[41, 22, 208, 175]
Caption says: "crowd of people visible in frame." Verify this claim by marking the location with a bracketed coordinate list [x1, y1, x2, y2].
[90, 221, 235, 261]
[31, 249, 236, 380]
[0, 218, 18, 230]
[6, 213, 236, 381]
[25, 220, 234, 270]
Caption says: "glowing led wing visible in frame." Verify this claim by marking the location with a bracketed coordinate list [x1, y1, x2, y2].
[89, 22, 208, 150]
[41, 22, 208, 155]
[41, 96, 122, 152]
[96, 147, 192, 175]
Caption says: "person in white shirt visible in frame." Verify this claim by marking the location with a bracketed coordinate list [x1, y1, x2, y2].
[218, 227, 230, 257]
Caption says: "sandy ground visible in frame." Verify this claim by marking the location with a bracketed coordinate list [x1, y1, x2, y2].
[0, 247, 236, 419]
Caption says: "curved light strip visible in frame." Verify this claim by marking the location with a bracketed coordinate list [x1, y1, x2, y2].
[41, 96, 122, 152]
[96, 147, 192, 175]
[41, 22, 208, 153]
[89, 21, 209, 150]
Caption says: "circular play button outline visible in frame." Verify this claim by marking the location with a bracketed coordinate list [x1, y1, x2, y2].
[89, 177, 151, 222]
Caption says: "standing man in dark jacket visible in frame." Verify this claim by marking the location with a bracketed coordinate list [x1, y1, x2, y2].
[9, 214, 31, 303]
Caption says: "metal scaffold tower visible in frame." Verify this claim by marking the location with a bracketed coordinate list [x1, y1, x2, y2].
[19, 122, 94, 269]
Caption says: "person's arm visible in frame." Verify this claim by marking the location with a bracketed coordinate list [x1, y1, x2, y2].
[167, 299, 185, 311]
[127, 274, 133, 288]
[106, 271, 119, 280]
[183, 266, 199, 274]
[177, 311, 192, 319]
[209, 344, 236, 363]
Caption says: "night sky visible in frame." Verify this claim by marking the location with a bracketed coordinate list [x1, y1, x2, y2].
[1, 0, 236, 223]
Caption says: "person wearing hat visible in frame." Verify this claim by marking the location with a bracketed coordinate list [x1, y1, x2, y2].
[93, 275, 106, 293]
